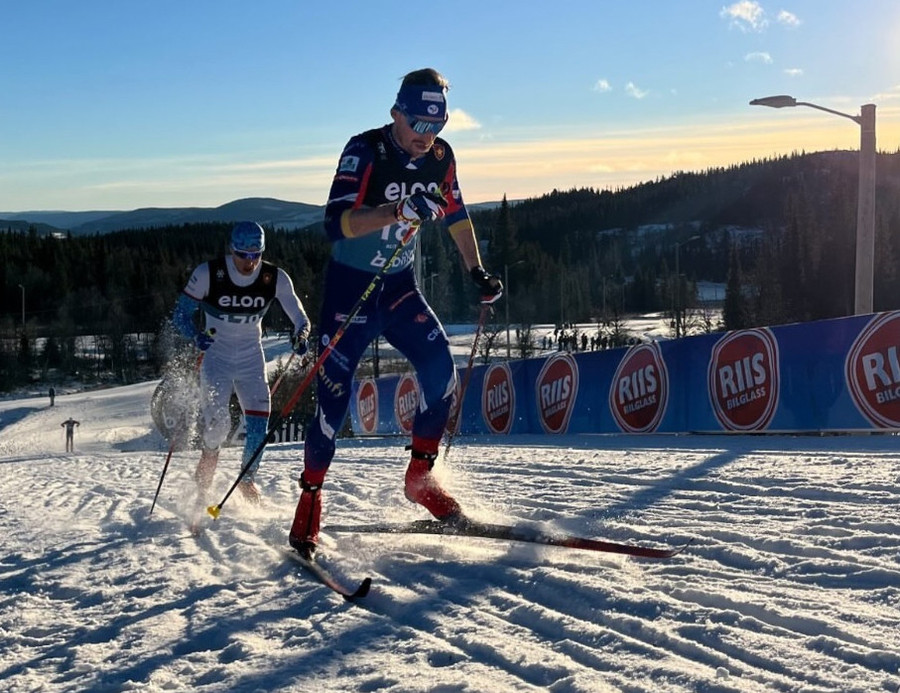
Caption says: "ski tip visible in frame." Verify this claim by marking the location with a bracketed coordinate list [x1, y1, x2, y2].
[344, 577, 372, 602]
[672, 537, 697, 556]
[206, 505, 221, 519]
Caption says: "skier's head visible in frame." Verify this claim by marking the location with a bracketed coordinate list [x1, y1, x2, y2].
[391, 68, 449, 158]
[230, 221, 265, 256]
[230, 221, 264, 276]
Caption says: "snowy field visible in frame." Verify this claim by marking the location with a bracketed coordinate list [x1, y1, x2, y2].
[1, 379, 899, 692]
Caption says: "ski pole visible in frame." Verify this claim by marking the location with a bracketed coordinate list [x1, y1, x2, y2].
[443, 302, 492, 459]
[149, 444, 177, 517]
[208, 223, 420, 519]
[158, 343, 298, 517]
[149, 344, 209, 516]
[269, 352, 296, 398]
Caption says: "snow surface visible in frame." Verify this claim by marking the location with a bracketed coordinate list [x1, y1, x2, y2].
[1, 378, 899, 692]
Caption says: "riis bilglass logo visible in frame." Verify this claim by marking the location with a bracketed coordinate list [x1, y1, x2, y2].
[846, 311, 900, 428]
[609, 342, 669, 433]
[482, 363, 514, 434]
[356, 378, 378, 434]
[707, 328, 779, 431]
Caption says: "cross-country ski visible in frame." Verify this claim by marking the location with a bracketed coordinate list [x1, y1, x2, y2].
[283, 548, 372, 601]
[325, 518, 690, 559]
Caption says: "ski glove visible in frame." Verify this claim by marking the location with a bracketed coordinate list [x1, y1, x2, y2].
[395, 191, 448, 225]
[470, 266, 504, 304]
[194, 328, 216, 351]
[291, 331, 309, 357]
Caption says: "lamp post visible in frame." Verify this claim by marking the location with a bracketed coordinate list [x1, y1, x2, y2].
[17, 284, 25, 331]
[504, 260, 525, 359]
[673, 236, 700, 339]
[425, 272, 438, 301]
[750, 94, 876, 315]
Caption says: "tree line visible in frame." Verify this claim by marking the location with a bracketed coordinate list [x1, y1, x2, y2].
[3, 149, 900, 392]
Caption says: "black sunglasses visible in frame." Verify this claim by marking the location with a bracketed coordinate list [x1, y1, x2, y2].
[404, 112, 446, 135]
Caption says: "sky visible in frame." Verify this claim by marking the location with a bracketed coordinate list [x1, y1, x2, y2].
[1, 338, 899, 691]
[2, 0, 900, 212]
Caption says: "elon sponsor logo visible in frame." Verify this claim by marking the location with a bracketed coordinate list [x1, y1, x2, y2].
[708, 328, 779, 431]
[609, 343, 668, 433]
[394, 374, 419, 434]
[845, 312, 900, 427]
[356, 379, 378, 434]
[536, 353, 579, 434]
[482, 363, 514, 434]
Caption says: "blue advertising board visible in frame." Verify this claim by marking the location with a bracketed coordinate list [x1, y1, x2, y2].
[350, 312, 900, 436]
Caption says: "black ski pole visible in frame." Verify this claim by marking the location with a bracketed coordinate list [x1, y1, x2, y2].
[208, 223, 420, 519]
[444, 301, 492, 459]
[149, 342, 210, 516]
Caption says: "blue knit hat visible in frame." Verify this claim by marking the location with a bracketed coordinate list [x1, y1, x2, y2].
[394, 83, 447, 121]
[231, 221, 265, 253]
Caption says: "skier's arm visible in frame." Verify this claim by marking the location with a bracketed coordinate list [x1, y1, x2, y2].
[275, 269, 310, 339]
[442, 160, 502, 300]
[323, 137, 397, 239]
[448, 219, 483, 272]
[441, 160, 483, 272]
[172, 263, 209, 340]
[172, 294, 201, 340]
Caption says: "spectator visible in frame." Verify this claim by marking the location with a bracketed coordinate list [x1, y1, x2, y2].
[61, 417, 79, 452]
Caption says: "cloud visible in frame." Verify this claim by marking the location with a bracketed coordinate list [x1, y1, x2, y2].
[721, 1, 768, 32]
[625, 82, 648, 99]
[444, 108, 481, 133]
[745, 52, 773, 64]
[593, 79, 612, 93]
[783, 68, 804, 77]
[777, 10, 801, 26]
[873, 85, 900, 102]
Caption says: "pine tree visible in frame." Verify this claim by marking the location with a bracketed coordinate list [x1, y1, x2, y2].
[723, 242, 750, 330]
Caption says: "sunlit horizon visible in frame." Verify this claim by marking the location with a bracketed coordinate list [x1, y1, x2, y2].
[5, 107, 898, 213]
[2, 1, 899, 212]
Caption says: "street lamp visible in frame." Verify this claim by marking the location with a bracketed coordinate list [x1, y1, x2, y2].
[425, 272, 438, 301]
[750, 94, 876, 315]
[673, 236, 700, 339]
[504, 260, 525, 359]
[17, 284, 25, 331]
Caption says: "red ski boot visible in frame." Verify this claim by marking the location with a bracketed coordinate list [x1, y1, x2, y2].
[404, 440, 461, 521]
[289, 471, 324, 560]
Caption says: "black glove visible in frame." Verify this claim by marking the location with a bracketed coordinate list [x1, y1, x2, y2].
[395, 191, 448, 224]
[470, 266, 504, 304]
[291, 329, 310, 357]
[194, 328, 216, 351]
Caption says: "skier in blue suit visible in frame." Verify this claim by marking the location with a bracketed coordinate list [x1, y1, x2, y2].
[289, 68, 503, 558]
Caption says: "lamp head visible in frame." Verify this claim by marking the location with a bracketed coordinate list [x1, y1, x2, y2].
[750, 95, 797, 108]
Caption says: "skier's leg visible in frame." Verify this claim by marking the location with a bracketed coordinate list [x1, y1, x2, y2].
[195, 355, 233, 496]
[383, 289, 461, 520]
[292, 267, 381, 555]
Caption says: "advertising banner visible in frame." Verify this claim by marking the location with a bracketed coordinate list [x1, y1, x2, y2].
[349, 311, 897, 436]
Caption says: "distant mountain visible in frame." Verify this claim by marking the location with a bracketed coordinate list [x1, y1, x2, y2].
[0, 210, 117, 231]
[0, 197, 325, 235]
[0, 218, 69, 236]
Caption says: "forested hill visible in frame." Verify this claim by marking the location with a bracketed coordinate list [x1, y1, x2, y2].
[3, 150, 900, 391]
[462, 149, 900, 328]
[474, 149, 900, 249]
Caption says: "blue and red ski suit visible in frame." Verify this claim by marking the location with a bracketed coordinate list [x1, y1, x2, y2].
[303, 125, 474, 477]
